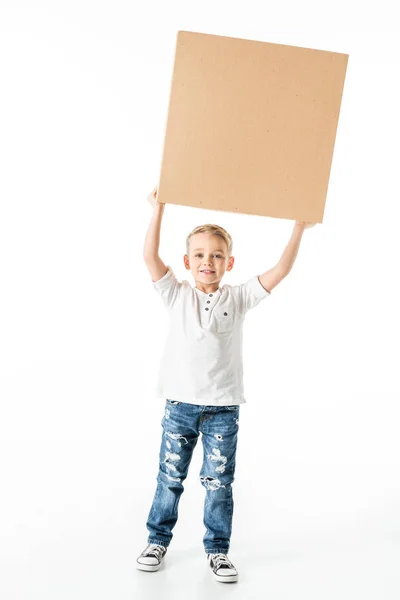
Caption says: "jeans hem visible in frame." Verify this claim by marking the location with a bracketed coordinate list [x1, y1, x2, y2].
[148, 539, 169, 548]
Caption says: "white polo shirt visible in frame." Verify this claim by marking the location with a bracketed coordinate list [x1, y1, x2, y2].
[152, 266, 271, 406]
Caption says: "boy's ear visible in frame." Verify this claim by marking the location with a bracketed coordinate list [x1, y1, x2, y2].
[226, 256, 235, 271]
[183, 254, 190, 270]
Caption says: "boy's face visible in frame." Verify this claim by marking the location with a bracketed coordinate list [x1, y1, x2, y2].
[183, 233, 234, 291]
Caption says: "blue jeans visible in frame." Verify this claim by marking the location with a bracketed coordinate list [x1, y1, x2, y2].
[146, 399, 240, 554]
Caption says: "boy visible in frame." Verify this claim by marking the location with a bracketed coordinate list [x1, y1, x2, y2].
[137, 186, 315, 582]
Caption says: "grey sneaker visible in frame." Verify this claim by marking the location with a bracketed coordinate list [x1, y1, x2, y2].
[207, 552, 238, 583]
[136, 543, 167, 571]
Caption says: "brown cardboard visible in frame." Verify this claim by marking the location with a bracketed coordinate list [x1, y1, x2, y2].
[157, 31, 348, 223]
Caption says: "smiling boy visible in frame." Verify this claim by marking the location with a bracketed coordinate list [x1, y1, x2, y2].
[136, 186, 315, 582]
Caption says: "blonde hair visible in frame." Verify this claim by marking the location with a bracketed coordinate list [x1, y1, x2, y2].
[186, 224, 233, 257]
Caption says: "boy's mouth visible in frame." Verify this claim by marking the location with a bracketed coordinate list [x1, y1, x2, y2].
[200, 270, 215, 274]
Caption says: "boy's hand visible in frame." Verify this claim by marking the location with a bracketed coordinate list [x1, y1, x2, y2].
[296, 220, 317, 229]
[147, 185, 163, 210]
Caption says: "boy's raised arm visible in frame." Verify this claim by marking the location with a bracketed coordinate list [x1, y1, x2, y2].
[143, 186, 168, 282]
[258, 220, 316, 293]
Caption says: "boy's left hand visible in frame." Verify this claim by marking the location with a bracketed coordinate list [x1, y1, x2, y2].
[296, 220, 317, 229]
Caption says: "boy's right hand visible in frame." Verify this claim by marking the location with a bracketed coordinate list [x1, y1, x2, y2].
[147, 185, 163, 210]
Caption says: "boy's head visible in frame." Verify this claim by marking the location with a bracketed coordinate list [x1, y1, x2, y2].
[184, 224, 234, 291]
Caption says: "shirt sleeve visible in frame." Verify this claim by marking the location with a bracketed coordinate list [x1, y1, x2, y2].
[238, 275, 271, 313]
[153, 265, 182, 310]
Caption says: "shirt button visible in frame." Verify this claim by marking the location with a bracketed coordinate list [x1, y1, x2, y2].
[209, 294, 213, 297]
[207, 300, 210, 304]
[224, 312, 228, 316]
[205, 307, 209, 311]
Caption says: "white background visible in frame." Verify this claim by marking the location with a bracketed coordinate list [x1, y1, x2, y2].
[1, 1, 399, 598]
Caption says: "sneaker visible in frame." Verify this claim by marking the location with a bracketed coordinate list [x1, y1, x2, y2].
[207, 552, 238, 583]
[136, 543, 167, 571]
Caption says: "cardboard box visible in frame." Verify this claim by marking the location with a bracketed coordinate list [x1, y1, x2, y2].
[157, 31, 349, 223]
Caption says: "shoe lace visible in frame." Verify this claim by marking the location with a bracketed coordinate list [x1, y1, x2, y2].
[211, 553, 234, 570]
[145, 544, 165, 560]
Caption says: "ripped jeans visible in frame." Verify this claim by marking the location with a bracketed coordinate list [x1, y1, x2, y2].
[146, 399, 240, 555]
